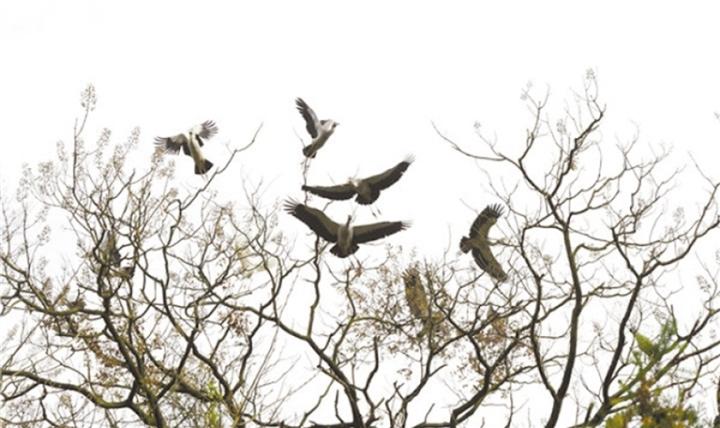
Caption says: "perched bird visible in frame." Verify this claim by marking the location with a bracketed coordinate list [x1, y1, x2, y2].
[96, 231, 134, 279]
[296, 98, 339, 158]
[403, 267, 430, 321]
[403, 266, 446, 342]
[284, 200, 409, 258]
[460, 204, 508, 282]
[154, 121, 218, 175]
[302, 156, 414, 205]
[100, 231, 122, 267]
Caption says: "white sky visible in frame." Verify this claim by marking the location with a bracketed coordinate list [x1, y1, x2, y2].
[2, 2, 720, 237]
[3, 1, 720, 256]
[2, 1, 720, 425]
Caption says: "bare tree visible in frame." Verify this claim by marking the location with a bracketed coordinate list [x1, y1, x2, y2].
[434, 72, 720, 427]
[2, 78, 720, 428]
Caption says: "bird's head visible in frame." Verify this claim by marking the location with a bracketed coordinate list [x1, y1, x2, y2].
[349, 177, 361, 189]
[330, 120, 339, 130]
[345, 215, 352, 227]
[189, 123, 204, 135]
[188, 130, 203, 145]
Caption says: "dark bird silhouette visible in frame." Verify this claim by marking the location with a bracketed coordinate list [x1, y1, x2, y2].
[302, 156, 414, 205]
[154, 121, 218, 175]
[460, 204, 508, 281]
[296, 98, 338, 158]
[284, 200, 409, 258]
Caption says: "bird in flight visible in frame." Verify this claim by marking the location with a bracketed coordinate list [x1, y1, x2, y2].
[302, 156, 414, 206]
[154, 120, 219, 175]
[296, 98, 339, 158]
[284, 200, 409, 258]
[460, 204, 508, 282]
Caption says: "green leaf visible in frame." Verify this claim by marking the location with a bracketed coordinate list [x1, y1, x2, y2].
[605, 413, 628, 428]
[634, 333, 655, 357]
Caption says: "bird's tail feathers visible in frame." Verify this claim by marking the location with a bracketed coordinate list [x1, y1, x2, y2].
[302, 144, 317, 158]
[195, 159, 214, 175]
[489, 266, 509, 283]
[460, 237, 472, 253]
[330, 244, 359, 258]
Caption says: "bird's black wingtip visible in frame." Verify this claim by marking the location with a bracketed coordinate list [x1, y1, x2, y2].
[484, 203, 505, 218]
[302, 145, 317, 158]
[282, 198, 301, 214]
[202, 119, 218, 131]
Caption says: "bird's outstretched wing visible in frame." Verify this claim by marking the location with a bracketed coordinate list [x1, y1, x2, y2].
[197, 120, 219, 140]
[469, 204, 504, 239]
[364, 155, 414, 191]
[154, 134, 190, 156]
[284, 200, 340, 242]
[472, 247, 508, 282]
[352, 221, 410, 244]
[302, 183, 357, 201]
[296, 98, 319, 138]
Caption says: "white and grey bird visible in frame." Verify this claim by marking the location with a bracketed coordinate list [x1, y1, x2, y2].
[154, 121, 219, 175]
[302, 156, 414, 205]
[296, 98, 339, 158]
[460, 204, 508, 282]
[284, 200, 409, 258]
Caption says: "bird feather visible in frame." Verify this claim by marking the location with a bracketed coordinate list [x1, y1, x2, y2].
[301, 183, 357, 200]
[364, 155, 414, 191]
[352, 221, 410, 244]
[284, 200, 340, 242]
[296, 98, 319, 138]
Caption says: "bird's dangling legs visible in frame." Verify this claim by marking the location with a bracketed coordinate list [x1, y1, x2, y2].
[370, 205, 382, 218]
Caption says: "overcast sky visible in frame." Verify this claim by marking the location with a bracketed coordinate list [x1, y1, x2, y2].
[3, 2, 720, 425]
[3, 2, 720, 248]
[3, 2, 720, 256]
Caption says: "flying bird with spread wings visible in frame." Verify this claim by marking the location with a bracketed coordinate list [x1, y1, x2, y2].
[154, 120, 219, 175]
[460, 204, 508, 282]
[296, 98, 339, 158]
[302, 156, 414, 205]
[284, 200, 409, 258]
